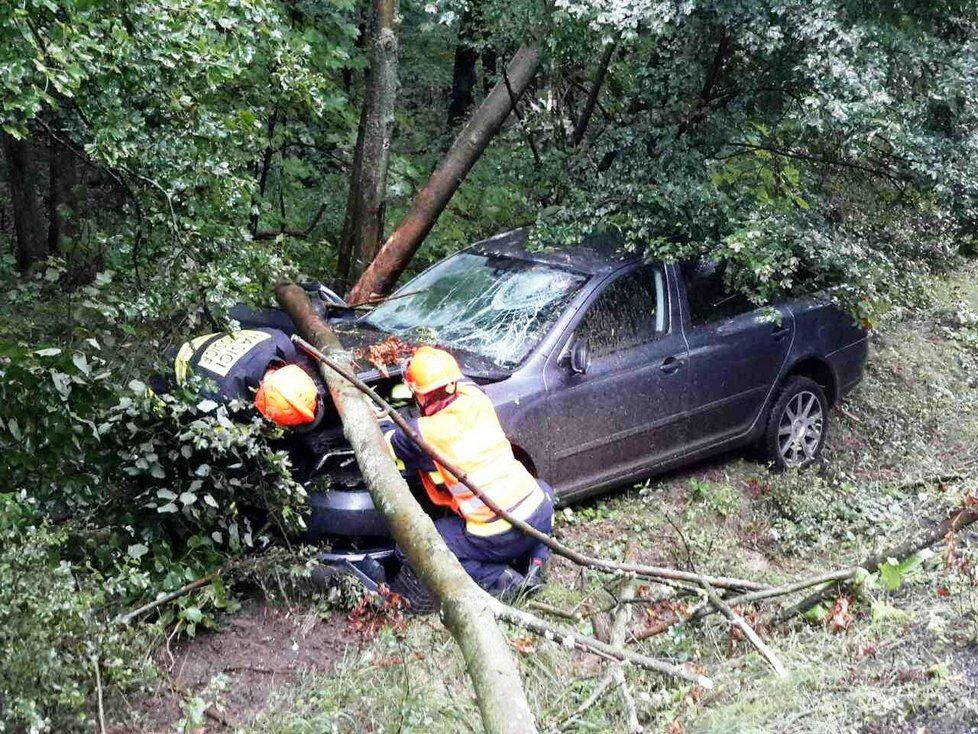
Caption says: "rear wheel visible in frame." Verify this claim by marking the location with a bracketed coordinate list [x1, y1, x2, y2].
[762, 375, 829, 471]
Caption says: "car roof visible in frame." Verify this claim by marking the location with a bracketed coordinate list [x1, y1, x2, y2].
[466, 228, 642, 276]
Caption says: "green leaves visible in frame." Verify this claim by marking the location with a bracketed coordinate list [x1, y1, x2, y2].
[879, 552, 927, 592]
[531, 0, 978, 314]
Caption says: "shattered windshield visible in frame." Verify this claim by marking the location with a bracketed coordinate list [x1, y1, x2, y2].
[362, 252, 587, 369]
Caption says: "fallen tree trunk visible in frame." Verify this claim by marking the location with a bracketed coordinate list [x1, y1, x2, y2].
[346, 43, 542, 304]
[277, 283, 537, 733]
[290, 332, 766, 593]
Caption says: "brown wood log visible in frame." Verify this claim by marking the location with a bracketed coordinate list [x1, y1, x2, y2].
[346, 43, 542, 304]
[276, 283, 537, 734]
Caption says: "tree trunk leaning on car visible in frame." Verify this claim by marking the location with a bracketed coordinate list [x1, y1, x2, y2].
[346, 43, 542, 305]
[275, 283, 538, 734]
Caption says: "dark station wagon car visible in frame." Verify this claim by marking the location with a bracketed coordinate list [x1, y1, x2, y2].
[246, 229, 869, 566]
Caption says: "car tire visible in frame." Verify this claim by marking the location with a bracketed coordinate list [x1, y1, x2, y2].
[390, 563, 439, 615]
[762, 375, 830, 471]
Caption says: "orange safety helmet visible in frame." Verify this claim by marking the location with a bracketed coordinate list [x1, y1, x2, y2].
[254, 364, 318, 427]
[404, 346, 463, 396]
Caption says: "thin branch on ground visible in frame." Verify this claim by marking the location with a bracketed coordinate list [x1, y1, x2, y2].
[492, 599, 713, 688]
[93, 656, 107, 734]
[527, 600, 583, 621]
[117, 571, 220, 625]
[699, 577, 788, 678]
[691, 569, 856, 622]
[776, 496, 978, 622]
[609, 578, 643, 733]
[554, 670, 619, 733]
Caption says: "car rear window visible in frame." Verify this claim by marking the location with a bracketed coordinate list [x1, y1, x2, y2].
[681, 260, 753, 326]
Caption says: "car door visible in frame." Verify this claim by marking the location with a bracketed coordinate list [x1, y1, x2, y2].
[543, 263, 689, 498]
[679, 260, 794, 450]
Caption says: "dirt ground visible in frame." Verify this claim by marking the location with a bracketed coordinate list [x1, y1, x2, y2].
[114, 601, 357, 731]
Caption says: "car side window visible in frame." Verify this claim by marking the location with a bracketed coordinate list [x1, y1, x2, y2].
[681, 259, 753, 326]
[576, 264, 665, 358]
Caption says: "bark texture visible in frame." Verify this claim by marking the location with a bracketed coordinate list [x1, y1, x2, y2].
[347, 43, 542, 304]
[3, 132, 46, 272]
[337, 0, 399, 289]
[275, 283, 538, 734]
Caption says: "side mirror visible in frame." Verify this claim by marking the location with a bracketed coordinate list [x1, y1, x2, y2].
[570, 338, 591, 375]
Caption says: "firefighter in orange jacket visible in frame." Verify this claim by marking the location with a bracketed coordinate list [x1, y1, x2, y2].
[381, 346, 554, 597]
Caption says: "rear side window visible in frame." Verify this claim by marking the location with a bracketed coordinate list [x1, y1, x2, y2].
[681, 260, 752, 326]
[576, 264, 665, 358]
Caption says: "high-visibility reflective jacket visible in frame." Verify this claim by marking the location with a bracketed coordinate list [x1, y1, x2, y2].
[173, 328, 298, 402]
[389, 383, 545, 537]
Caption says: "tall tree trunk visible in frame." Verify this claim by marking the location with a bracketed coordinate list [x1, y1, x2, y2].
[482, 48, 497, 96]
[47, 135, 76, 255]
[335, 103, 368, 288]
[336, 0, 399, 290]
[447, 10, 479, 126]
[276, 284, 538, 734]
[2, 132, 46, 273]
[250, 110, 278, 237]
[347, 43, 542, 304]
[571, 41, 616, 147]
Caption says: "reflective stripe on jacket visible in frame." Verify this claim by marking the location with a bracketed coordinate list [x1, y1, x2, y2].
[173, 328, 297, 402]
[416, 383, 544, 537]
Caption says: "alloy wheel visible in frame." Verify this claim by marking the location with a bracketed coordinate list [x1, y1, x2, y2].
[777, 390, 824, 467]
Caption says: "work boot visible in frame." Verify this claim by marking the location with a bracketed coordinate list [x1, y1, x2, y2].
[488, 566, 527, 601]
[521, 557, 546, 595]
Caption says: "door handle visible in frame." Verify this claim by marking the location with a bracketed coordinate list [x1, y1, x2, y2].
[771, 325, 790, 341]
[660, 356, 683, 374]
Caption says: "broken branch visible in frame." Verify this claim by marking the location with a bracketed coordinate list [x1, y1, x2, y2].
[117, 571, 220, 625]
[608, 578, 643, 733]
[491, 599, 714, 688]
[699, 578, 788, 678]
[776, 497, 978, 623]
